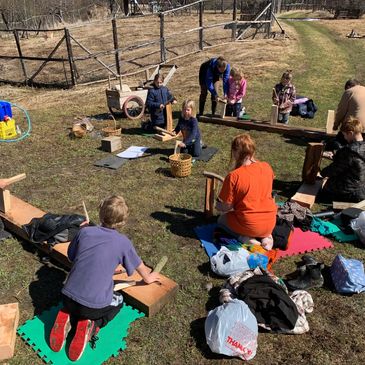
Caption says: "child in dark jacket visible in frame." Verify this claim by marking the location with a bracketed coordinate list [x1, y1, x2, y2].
[272, 70, 296, 124]
[321, 118, 365, 202]
[49, 196, 160, 362]
[173, 99, 202, 157]
[145, 73, 176, 128]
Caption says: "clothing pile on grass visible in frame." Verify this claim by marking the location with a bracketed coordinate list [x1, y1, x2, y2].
[204, 201, 365, 361]
[290, 96, 318, 119]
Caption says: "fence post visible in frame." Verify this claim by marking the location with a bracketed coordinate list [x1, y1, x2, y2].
[13, 30, 28, 85]
[64, 28, 77, 87]
[199, 1, 204, 50]
[232, 0, 237, 41]
[112, 18, 121, 75]
[160, 13, 166, 63]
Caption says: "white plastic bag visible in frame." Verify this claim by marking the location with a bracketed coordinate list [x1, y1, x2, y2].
[350, 211, 365, 245]
[205, 299, 258, 360]
[210, 247, 250, 277]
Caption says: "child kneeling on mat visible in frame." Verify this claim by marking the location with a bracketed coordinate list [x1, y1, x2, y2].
[49, 195, 160, 361]
[173, 99, 202, 157]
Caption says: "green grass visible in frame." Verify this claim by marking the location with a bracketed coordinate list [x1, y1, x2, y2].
[1, 15, 365, 365]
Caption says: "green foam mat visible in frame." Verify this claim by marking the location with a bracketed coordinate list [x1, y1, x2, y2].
[17, 303, 144, 365]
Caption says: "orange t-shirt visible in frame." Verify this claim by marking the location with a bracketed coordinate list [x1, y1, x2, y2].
[218, 161, 277, 237]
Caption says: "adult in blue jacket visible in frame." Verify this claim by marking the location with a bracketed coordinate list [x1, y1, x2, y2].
[199, 56, 230, 115]
[145, 73, 176, 128]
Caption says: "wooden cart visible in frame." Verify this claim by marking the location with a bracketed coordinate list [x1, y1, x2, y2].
[105, 64, 177, 120]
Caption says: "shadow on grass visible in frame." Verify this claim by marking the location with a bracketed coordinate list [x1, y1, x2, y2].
[151, 205, 214, 239]
[29, 265, 67, 316]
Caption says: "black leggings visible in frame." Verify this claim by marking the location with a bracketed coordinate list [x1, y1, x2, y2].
[62, 294, 123, 329]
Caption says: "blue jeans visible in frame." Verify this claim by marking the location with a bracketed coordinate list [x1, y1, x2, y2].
[226, 102, 241, 117]
[181, 139, 202, 157]
[278, 112, 289, 124]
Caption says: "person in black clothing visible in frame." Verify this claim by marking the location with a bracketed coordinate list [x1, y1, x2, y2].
[320, 117, 365, 202]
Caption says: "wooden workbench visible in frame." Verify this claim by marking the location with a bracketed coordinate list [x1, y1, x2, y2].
[0, 194, 178, 317]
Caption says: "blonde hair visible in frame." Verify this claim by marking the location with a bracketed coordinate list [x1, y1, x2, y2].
[99, 195, 129, 229]
[230, 134, 256, 169]
[230, 67, 244, 81]
[340, 117, 364, 134]
[181, 99, 196, 117]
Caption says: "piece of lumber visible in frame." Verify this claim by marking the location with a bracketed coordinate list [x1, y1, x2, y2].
[203, 171, 224, 217]
[333, 199, 365, 211]
[270, 104, 278, 125]
[2, 173, 26, 187]
[215, 99, 227, 118]
[291, 178, 327, 209]
[113, 268, 178, 317]
[153, 133, 176, 141]
[302, 143, 324, 184]
[199, 115, 335, 140]
[0, 189, 11, 214]
[153, 256, 168, 273]
[165, 103, 173, 133]
[0, 194, 178, 316]
[326, 110, 335, 134]
[154, 126, 175, 136]
[0, 303, 19, 361]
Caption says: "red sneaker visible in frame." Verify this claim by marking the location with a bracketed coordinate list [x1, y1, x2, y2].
[49, 309, 71, 352]
[68, 319, 95, 361]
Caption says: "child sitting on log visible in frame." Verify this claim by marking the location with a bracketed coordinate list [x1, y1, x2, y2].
[144, 73, 177, 130]
[226, 67, 247, 119]
[49, 195, 160, 361]
[173, 99, 202, 157]
[272, 70, 296, 124]
[320, 117, 365, 202]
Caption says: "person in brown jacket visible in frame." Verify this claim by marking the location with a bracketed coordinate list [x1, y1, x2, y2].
[326, 79, 365, 151]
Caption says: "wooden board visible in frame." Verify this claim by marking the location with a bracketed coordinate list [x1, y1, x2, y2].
[0, 195, 178, 316]
[153, 133, 176, 142]
[270, 104, 278, 125]
[301, 143, 324, 184]
[326, 110, 335, 134]
[333, 199, 365, 211]
[113, 269, 178, 317]
[199, 115, 336, 140]
[291, 178, 327, 208]
[0, 303, 19, 361]
[215, 99, 227, 118]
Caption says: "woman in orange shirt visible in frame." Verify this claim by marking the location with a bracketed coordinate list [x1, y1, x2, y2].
[216, 134, 277, 250]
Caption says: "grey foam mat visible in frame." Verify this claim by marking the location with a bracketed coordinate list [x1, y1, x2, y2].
[94, 155, 128, 170]
[195, 146, 219, 162]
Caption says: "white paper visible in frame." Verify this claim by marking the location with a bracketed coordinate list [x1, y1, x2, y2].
[117, 146, 148, 159]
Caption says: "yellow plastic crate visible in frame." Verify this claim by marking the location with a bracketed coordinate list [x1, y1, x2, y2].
[0, 118, 17, 139]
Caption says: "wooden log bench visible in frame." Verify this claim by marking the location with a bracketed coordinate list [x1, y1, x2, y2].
[0, 175, 178, 317]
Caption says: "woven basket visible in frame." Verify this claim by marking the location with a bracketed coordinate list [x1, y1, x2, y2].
[169, 153, 192, 177]
[102, 116, 122, 137]
[72, 123, 87, 138]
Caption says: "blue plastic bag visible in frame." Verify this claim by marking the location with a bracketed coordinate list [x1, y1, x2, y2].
[330, 254, 365, 294]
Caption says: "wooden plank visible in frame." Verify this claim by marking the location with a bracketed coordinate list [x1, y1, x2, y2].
[0, 189, 11, 214]
[333, 199, 365, 211]
[270, 104, 278, 125]
[204, 177, 214, 217]
[165, 103, 173, 133]
[0, 303, 19, 361]
[199, 115, 335, 139]
[0, 194, 178, 316]
[301, 143, 324, 184]
[3, 173, 26, 186]
[291, 178, 327, 209]
[326, 110, 335, 134]
[215, 99, 227, 118]
[153, 133, 176, 141]
[113, 268, 178, 317]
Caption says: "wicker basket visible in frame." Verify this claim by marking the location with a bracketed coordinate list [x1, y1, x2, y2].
[169, 153, 192, 177]
[102, 116, 122, 137]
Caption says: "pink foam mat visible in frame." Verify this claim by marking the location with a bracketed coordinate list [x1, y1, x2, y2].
[276, 227, 334, 260]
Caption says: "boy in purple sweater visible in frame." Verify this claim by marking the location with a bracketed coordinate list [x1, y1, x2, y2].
[49, 195, 160, 361]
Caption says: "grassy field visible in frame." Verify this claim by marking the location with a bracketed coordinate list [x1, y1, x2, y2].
[1, 11, 365, 365]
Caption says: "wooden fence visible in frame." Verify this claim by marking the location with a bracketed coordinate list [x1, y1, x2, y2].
[0, 0, 277, 88]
